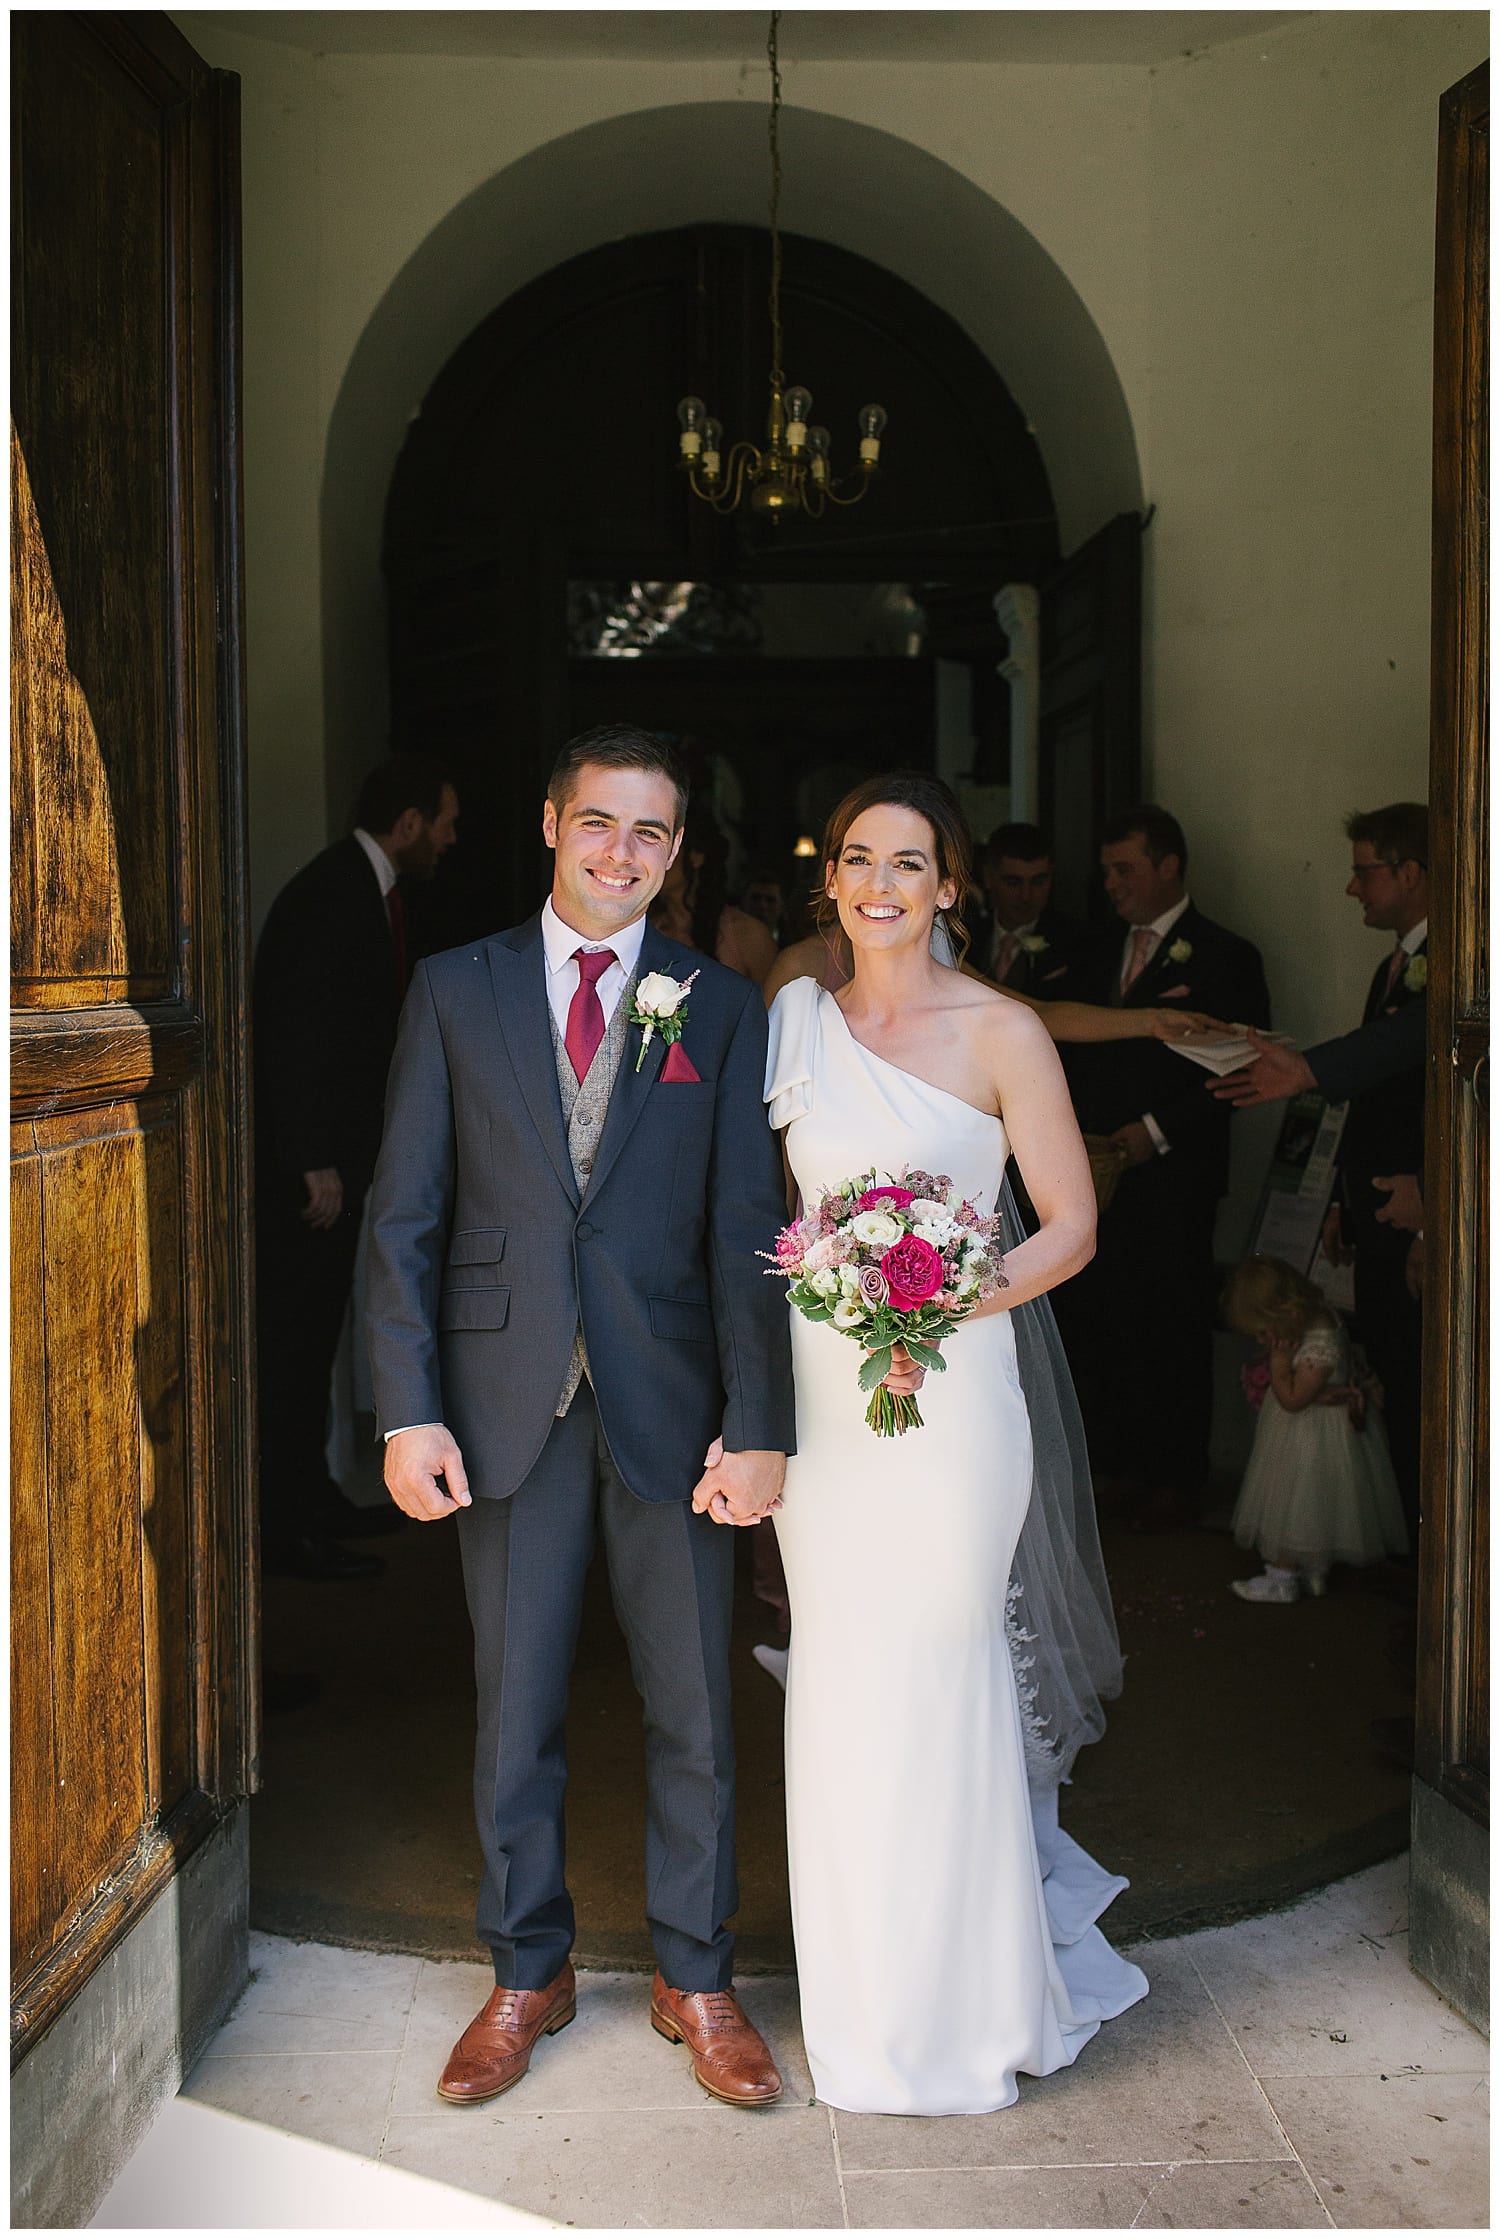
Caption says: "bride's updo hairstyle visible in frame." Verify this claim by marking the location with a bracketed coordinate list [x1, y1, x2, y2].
[817, 770, 976, 965]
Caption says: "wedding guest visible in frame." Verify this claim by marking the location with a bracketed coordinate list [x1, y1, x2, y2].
[254, 755, 458, 1580]
[1324, 805, 1427, 1532]
[1222, 1256, 1406, 1602]
[1053, 806, 1271, 1531]
[651, 810, 778, 987]
[740, 869, 786, 944]
[1216, 807, 1427, 1532]
[978, 822, 1089, 997]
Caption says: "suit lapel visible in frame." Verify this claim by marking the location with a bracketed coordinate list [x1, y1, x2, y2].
[486, 916, 579, 1206]
[584, 920, 680, 1204]
[1122, 903, 1199, 1006]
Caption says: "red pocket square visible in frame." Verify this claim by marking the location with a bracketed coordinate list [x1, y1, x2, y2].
[660, 1042, 701, 1083]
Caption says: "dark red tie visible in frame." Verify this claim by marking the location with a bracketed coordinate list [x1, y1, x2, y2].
[565, 948, 614, 1082]
[387, 887, 409, 1003]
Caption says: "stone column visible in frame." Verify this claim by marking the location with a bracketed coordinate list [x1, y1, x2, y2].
[994, 583, 1041, 822]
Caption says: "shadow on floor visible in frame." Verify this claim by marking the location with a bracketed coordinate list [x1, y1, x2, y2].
[253, 1453, 1414, 1967]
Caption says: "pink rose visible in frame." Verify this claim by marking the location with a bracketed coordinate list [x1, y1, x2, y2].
[858, 1184, 915, 1212]
[858, 1265, 890, 1308]
[880, 1233, 944, 1313]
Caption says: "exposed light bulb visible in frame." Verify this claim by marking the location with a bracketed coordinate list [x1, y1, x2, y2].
[784, 385, 812, 449]
[857, 402, 887, 466]
[676, 395, 707, 458]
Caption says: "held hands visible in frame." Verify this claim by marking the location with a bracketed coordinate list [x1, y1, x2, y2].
[301, 1166, 345, 1228]
[384, 1423, 472, 1520]
[692, 1437, 786, 1527]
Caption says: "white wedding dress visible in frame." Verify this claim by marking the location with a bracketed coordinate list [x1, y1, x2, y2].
[765, 977, 1147, 2116]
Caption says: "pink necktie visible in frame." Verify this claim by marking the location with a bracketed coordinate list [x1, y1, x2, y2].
[1383, 945, 1406, 1000]
[1121, 926, 1155, 994]
[994, 930, 1020, 983]
[565, 948, 614, 1081]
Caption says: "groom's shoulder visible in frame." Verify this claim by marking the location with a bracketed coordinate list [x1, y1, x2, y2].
[417, 920, 537, 993]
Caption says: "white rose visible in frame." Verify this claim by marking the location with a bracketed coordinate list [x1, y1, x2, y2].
[913, 1217, 957, 1248]
[837, 1265, 862, 1296]
[803, 1234, 839, 1274]
[810, 1266, 842, 1298]
[908, 1197, 948, 1225]
[635, 971, 685, 1017]
[831, 1297, 866, 1330]
[850, 1210, 903, 1249]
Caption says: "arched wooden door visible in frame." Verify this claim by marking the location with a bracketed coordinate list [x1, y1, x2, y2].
[11, 14, 253, 2214]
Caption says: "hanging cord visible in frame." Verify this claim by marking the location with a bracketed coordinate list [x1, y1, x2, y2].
[766, 12, 784, 398]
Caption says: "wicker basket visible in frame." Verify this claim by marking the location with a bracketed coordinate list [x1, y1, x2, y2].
[1082, 1132, 1130, 1215]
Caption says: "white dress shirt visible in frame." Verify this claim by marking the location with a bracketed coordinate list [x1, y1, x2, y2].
[1119, 894, 1192, 1156]
[386, 899, 650, 1444]
[1400, 917, 1429, 958]
[353, 825, 398, 901]
[540, 896, 647, 1039]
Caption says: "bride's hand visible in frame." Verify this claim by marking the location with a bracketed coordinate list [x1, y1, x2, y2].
[1147, 1007, 1227, 1041]
[881, 1341, 926, 1396]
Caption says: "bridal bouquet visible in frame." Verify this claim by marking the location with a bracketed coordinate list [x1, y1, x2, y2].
[768, 1168, 1008, 1436]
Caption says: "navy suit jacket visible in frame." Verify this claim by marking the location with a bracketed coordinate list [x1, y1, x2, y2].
[1061, 901, 1271, 1201]
[364, 912, 796, 1503]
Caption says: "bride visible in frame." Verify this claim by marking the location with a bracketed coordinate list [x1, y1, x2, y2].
[764, 771, 1147, 2116]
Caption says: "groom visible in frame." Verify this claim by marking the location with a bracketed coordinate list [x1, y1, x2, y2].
[366, 725, 795, 2108]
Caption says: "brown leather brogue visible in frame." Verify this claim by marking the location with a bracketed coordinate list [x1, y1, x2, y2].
[649, 1973, 782, 2106]
[436, 1962, 577, 2105]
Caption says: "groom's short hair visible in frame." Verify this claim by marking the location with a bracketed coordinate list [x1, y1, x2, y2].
[548, 725, 688, 831]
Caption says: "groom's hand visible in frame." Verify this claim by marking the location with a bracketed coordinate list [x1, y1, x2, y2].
[383, 1423, 472, 1520]
[692, 1443, 785, 1526]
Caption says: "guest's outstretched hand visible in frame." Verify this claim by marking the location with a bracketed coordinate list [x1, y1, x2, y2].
[1212, 1030, 1316, 1107]
[1148, 1008, 1228, 1041]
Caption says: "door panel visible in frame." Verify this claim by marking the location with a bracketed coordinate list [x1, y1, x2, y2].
[1038, 512, 1143, 918]
[1412, 58, 1488, 2028]
[10, 14, 252, 2060]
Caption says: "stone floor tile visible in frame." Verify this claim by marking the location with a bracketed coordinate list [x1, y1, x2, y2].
[1265, 2071, 1489, 2228]
[1132, 2159, 1330, 2227]
[842, 2163, 1156, 2228]
[212, 1938, 422, 2056]
[1187, 1871, 1485, 2081]
[382, 2106, 844, 2227]
[830, 1942, 1284, 2170]
[393, 1966, 812, 2116]
[183, 2049, 401, 2159]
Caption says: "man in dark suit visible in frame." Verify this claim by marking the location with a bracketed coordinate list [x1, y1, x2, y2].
[1054, 805, 1271, 1530]
[976, 821, 1090, 998]
[366, 726, 795, 2110]
[1320, 805, 1428, 1531]
[254, 755, 458, 1580]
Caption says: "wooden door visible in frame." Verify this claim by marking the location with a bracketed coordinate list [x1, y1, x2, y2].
[11, 14, 253, 2059]
[1412, 59, 1488, 2030]
[1038, 513, 1143, 919]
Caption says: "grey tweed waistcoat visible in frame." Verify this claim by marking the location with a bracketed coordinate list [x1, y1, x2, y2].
[547, 971, 638, 1415]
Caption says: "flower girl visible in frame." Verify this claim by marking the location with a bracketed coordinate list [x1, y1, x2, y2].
[1222, 1255, 1408, 1603]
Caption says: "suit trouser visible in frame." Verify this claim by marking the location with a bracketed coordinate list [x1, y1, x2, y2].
[456, 1381, 739, 1993]
[1347, 1208, 1423, 1540]
[255, 1166, 366, 1550]
[1052, 1156, 1218, 1498]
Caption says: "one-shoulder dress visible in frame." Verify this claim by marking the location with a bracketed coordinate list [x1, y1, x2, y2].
[765, 976, 1147, 2116]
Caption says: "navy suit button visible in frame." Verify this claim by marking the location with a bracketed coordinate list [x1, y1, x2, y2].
[577, 1219, 595, 1240]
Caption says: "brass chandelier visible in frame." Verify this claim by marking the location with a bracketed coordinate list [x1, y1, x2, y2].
[675, 12, 887, 518]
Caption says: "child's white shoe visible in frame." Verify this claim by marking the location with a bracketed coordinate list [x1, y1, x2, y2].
[1230, 1568, 1300, 1604]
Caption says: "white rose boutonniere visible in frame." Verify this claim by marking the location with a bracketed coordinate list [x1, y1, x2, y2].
[1167, 937, 1193, 965]
[629, 967, 700, 1071]
[1404, 953, 1428, 993]
[1018, 932, 1049, 957]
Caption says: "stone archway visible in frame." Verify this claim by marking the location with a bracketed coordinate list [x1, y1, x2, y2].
[320, 99, 1142, 819]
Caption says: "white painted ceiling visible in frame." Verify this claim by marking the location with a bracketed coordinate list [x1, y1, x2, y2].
[187, 9, 1307, 64]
